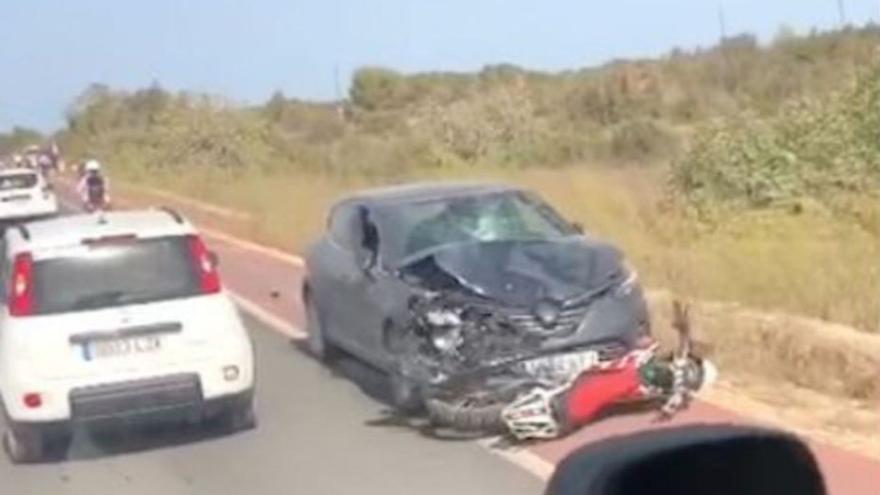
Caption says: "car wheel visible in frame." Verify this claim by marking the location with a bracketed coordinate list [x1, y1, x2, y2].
[44, 431, 73, 461]
[3, 425, 45, 464]
[217, 402, 257, 433]
[305, 295, 339, 362]
[389, 373, 424, 415]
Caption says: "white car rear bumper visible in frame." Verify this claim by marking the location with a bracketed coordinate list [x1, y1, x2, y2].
[3, 352, 255, 423]
[0, 197, 58, 221]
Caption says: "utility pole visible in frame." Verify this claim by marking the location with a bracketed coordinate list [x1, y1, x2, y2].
[333, 65, 341, 102]
[836, 0, 847, 27]
[717, 4, 730, 90]
[333, 64, 345, 122]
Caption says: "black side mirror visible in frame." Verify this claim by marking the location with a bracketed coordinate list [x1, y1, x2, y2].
[572, 222, 585, 234]
[546, 425, 825, 495]
[355, 247, 377, 278]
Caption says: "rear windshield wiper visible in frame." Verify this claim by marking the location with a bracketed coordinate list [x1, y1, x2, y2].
[69, 290, 127, 310]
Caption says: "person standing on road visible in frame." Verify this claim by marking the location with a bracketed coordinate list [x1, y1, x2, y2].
[76, 159, 111, 211]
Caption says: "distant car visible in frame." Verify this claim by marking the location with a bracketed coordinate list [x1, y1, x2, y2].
[0, 168, 58, 222]
[303, 182, 651, 424]
[0, 209, 256, 463]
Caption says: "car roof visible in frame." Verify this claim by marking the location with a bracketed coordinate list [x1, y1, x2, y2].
[339, 181, 524, 208]
[0, 167, 40, 177]
[5, 209, 195, 253]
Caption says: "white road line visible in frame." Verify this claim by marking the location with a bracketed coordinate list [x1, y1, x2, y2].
[229, 295, 556, 481]
[60, 191, 304, 267]
[60, 186, 554, 480]
[120, 184, 252, 220]
[229, 290, 306, 339]
[232, 288, 556, 480]
[476, 438, 556, 479]
[200, 227, 304, 267]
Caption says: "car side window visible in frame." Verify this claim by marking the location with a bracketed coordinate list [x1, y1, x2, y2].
[328, 204, 359, 252]
[357, 206, 380, 264]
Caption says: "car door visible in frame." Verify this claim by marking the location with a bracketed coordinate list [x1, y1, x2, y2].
[340, 205, 396, 366]
[343, 206, 405, 369]
[310, 203, 375, 360]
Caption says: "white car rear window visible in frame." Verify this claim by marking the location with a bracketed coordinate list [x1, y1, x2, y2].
[0, 173, 38, 191]
[31, 236, 201, 315]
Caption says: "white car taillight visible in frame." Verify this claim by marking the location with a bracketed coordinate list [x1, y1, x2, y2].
[187, 235, 221, 294]
[9, 252, 35, 317]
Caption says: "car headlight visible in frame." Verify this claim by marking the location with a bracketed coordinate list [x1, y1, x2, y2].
[614, 260, 640, 297]
[431, 327, 463, 352]
[424, 308, 461, 327]
[423, 308, 463, 352]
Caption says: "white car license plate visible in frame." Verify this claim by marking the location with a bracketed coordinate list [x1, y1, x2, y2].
[83, 336, 162, 361]
[522, 350, 600, 377]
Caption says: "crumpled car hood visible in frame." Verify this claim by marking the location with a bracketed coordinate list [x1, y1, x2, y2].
[402, 237, 625, 307]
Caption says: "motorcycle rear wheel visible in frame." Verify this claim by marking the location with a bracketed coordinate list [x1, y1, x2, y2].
[425, 396, 509, 434]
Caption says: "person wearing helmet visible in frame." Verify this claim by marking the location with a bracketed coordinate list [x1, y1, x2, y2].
[76, 159, 111, 212]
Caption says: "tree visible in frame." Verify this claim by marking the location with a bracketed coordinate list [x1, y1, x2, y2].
[349, 67, 407, 111]
[264, 90, 287, 121]
[0, 127, 44, 155]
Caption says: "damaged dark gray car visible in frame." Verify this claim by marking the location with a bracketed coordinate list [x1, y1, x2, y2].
[303, 182, 651, 431]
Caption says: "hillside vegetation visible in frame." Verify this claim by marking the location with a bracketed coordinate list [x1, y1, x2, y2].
[16, 25, 880, 331]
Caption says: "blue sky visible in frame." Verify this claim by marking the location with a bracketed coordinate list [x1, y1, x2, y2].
[1, 0, 877, 131]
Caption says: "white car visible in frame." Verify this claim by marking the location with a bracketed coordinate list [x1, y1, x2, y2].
[0, 168, 58, 221]
[0, 209, 256, 463]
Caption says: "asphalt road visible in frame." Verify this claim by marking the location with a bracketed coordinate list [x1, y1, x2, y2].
[0, 313, 542, 495]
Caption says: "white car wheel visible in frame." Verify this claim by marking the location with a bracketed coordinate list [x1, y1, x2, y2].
[3, 426, 44, 464]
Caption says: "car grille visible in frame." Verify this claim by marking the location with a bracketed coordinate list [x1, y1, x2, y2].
[69, 374, 202, 421]
[504, 304, 590, 336]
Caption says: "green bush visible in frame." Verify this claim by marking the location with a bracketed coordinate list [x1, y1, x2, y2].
[671, 58, 879, 218]
[609, 119, 678, 162]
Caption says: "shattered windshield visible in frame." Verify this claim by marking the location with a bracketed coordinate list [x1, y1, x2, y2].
[379, 190, 576, 263]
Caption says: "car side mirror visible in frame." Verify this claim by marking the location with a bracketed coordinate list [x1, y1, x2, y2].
[355, 247, 377, 278]
[572, 221, 585, 234]
[545, 425, 825, 495]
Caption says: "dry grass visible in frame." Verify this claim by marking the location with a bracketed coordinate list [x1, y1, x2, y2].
[116, 164, 879, 334]
[647, 290, 880, 402]
[112, 165, 880, 395]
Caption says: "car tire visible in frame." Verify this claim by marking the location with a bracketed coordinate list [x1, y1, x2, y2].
[3, 425, 46, 464]
[425, 397, 507, 434]
[217, 402, 257, 433]
[389, 373, 424, 415]
[44, 431, 73, 461]
[305, 294, 340, 362]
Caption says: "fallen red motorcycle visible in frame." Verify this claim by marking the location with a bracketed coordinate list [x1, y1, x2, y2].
[423, 301, 717, 441]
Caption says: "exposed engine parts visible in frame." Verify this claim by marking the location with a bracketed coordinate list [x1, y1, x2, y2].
[390, 295, 716, 442]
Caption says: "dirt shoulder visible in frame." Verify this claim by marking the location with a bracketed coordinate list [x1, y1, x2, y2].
[72, 177, 880, 459]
